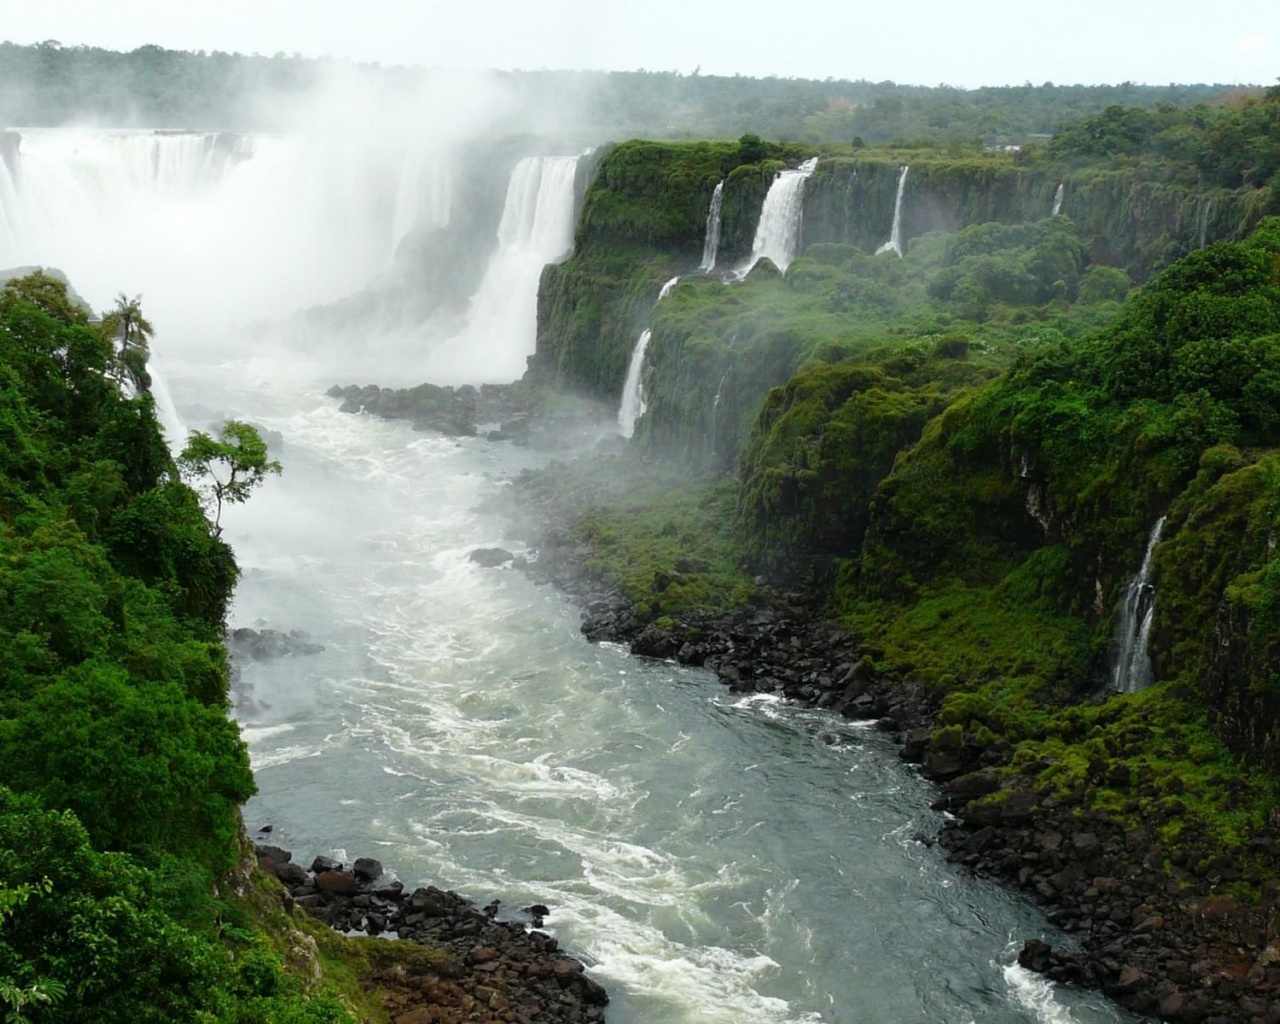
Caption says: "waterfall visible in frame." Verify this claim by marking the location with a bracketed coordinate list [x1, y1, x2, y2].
[1052, 182, 1065, 217]
[430, 155, 579, 383]
[0, 127, 459, 332]
[1111, 516, 1167, 693]
[875, 166, 909, 257]
[1197, 198, 1215, 249]
[146, 349, 188, 455]
[616, 275, 681, 437]
[736, 156, 818, 277]
[698, 181, 725, 272]
[617, 329, 652, 438]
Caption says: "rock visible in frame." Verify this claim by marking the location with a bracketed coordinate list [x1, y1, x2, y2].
[315, 870, 359, 896]
[469, 547, 514, 568]
[947, 769, 1001, 799]
[310, 855, 342, 874]
[275, 862, 309, 887]
[352, 856, 383, 882]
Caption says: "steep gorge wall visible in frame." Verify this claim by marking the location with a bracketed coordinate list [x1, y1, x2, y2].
[801, 156, 1271, 280]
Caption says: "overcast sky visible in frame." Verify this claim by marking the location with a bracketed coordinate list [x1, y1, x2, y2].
[0, 0, 1274, 88]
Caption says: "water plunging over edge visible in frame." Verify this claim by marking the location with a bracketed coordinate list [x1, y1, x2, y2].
[699, 181, 725, 272]
[735, 157, 818, 277]
[1111, 516, 1167, 693]
[876, 165, 909, 257]
[1052, 183, 1065, 217]
[617, 275, 680, 437]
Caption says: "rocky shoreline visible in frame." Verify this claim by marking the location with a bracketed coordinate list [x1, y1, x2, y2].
[507, 481, 1280, 1024]
[253, 843, 608, 1024]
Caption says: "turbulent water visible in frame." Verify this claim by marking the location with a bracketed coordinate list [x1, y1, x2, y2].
[4, 124, 1134, 1024]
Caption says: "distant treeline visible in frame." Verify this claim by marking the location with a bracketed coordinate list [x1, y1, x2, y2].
[0, 39, 1246, 142]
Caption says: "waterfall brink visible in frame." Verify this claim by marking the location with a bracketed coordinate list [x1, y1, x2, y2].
[1111, 516, 1167, 693]
[1052, 183, 1065, 217]
[616, 275, 681, 437]
[617, 329, 652, 438]
[876, 166, 909, 257]
[736, 157, 819, 277]
[699, 181, 725, 272]
[432, 155, 579, 383]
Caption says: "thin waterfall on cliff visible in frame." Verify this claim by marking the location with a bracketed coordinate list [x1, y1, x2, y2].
[617, 275, 680, 437]
[1052, 182, 1065, 217]
[699, 181, 725, 272]
[735, 156, 819, 277]
[617, 329, 652, 439]
[1198, 198, 1215, 249]
[876, 166, 909, 257]
[1111, 516, 1167, 693]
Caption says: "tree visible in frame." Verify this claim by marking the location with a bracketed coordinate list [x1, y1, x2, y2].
[101, 293, 154, 392]
[177, 421, 281, 536]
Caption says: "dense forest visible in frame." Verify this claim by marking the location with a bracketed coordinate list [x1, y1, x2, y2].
[0, 273, 353, 1022]
[0, 39, 1243, 143]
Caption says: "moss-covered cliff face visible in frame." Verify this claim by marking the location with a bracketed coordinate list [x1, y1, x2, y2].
[801, 155, 1273, 282]
[528, 139, 809, 402]
[844, 221, 1280, 773]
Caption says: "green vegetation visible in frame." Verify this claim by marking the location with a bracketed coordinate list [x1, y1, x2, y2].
[0, 273, 351, 1022]
[179, 421, 283, 536]
[525, 107, 1280, 873]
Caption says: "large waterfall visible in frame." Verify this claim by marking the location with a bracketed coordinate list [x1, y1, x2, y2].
[698, 181, 725, 272]
[425, 155, 579, 384]
[1111, 516, 1167, 693]
[0, 128, 447, 331]
[876, 166, 909, 257]
[736, 157, 818, 276]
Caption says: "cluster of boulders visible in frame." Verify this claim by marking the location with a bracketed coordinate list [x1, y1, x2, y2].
[254, 843, 608, 1024]
[326, 382, 616, 450]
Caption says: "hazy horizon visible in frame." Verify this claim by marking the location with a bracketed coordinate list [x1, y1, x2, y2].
[1, 0, 1274, 90]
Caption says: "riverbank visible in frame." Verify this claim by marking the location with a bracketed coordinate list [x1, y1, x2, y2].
[249, 842, 608, 1024]
[503, 460, 1280, 1024]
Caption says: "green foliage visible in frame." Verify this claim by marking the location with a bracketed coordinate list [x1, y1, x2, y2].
[0, 273, 342, 1020]
[179, 420, 282, 535]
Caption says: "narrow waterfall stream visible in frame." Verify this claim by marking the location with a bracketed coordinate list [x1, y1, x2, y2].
[876, 166, 909, 257]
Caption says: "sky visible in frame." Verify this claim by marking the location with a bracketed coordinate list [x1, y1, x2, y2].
[0, 0, 1275, 88]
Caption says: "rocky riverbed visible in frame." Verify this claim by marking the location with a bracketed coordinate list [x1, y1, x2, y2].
[253, 843, 608, 1024]
[502, 473, 1280, 1024]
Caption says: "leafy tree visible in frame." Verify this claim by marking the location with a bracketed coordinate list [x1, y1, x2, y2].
[178, 421, 281, 535]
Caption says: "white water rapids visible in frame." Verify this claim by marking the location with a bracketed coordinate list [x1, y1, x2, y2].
[1, 125, 1135, 1024]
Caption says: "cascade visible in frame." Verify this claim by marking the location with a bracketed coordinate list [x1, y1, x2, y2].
[146, 350, 188, 454]
[616, 329, 652, 438]
[1198, 198, 1215, 249]
[0, 127, 458, 335]
[698, 180, 725, 272]
[875, 165, 909, 257]
[735, 156, 818, 277]
[1111, 516, 1167, 693]
[616, 275, 680, 437]
[428, 155, 579, 383]
[1052, 182, 1065, 217]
